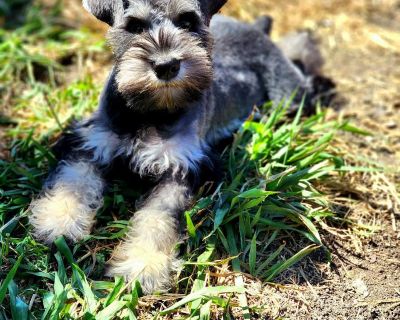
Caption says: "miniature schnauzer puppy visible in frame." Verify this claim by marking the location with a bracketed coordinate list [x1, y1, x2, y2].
[29, 0, 334, 294]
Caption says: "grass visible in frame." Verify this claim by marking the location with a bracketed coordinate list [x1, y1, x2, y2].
[0, 102, 354, 319]
[0, 2, 380, 319]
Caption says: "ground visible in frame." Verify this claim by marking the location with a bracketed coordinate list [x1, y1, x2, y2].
[0, 0, 399, 319]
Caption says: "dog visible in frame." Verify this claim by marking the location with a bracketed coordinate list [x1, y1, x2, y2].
[29, 0, 334, 294]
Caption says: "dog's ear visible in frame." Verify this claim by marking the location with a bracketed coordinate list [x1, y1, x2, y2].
[83, 0, 125, 26]
[199, 0, 228, 22]
[208, 0, 228, 15]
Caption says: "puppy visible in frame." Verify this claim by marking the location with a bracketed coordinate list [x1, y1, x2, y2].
[29, 0, 334, 294]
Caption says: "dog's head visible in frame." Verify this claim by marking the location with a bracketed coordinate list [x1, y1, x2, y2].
[83, 0, 227, 112]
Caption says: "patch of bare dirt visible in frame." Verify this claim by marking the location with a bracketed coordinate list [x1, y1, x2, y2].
[249, 228, 400, 319]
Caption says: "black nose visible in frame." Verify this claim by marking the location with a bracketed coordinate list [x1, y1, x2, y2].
[153, 59, 181, 81]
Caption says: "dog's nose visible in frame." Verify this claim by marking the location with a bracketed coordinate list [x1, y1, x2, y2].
[153, 59, 181, 81]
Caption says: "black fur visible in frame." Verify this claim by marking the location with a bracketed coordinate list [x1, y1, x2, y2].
[99, 76, 188, 135]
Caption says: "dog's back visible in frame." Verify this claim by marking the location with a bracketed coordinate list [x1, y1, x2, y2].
[205, 15, 327, 144]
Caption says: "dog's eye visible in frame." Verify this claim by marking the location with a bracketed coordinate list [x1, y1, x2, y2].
[175, 12, 200, 32]
[125, 18, 148, 34]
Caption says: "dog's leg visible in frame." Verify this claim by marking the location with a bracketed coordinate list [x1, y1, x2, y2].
[29, 160, 105, 244]
[108, 176, 192, 294]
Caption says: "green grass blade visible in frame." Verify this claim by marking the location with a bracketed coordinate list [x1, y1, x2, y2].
[74, 266, 98, 314]
[160, 286, 245, 315]
[8, 281, 29, 320]
[199, 300, 212, 320]
[249, 233, 257, 275]
[104, 277, 125, 307]
[54, 236, 74, 265]
[0, 254, 23, 305]
[185, 211, 197, 239]
[265, 245, 320, 281]
[96, 301, 127, 320]
[213, 207, 229, 232]
[257, 243, 285, 277]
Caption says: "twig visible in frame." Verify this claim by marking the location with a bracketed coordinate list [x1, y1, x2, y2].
[44, 93, 64, 131]
[357, 298, 400, 307]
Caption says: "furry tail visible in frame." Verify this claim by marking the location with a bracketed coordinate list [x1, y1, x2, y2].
[278, 31, 337, 107]
[254, 18, 324, 77]
[254, 15, 274, 35]
[278, 31, 324, 75]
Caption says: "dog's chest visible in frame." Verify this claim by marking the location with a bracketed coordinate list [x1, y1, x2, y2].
[120, 125, 206, 176]
[79, 121, 206, 177]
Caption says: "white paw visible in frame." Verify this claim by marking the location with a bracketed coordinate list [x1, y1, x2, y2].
[107, 246, 180, 295]
[29, 188, 97, 244]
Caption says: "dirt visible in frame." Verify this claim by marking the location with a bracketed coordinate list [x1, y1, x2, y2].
[246, 228, 400, 319]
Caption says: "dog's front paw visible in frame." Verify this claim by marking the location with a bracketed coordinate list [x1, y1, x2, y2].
[29, 189, 97, 244]
[107, 246, 179, 295]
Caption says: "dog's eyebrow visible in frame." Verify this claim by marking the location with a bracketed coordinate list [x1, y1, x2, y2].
[174, 10, 200, 19]
[124, 0, 153, 21]
[167, 0, 202, 19]
[173, 10, 201, 29]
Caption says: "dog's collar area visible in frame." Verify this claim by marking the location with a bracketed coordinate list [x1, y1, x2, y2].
[101, 81, 195, 135]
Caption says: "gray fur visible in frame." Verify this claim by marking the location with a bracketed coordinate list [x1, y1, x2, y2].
[30, 0, 333, 294]
[206, 15, 312, 142]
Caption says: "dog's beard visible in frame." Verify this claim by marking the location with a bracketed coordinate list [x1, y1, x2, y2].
[113, 29, 213, 112]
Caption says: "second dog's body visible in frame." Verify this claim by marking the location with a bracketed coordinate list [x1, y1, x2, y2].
[30, 0, 333, 294]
